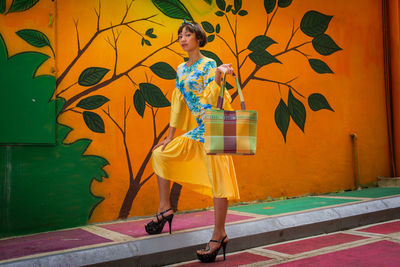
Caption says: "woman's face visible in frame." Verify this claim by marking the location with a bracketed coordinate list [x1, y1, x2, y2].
[178, 26, 199, 52]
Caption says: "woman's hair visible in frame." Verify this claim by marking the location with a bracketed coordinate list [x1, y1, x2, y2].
[178, 21, 207, 47]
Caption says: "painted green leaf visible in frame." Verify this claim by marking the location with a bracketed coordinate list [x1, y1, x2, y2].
[150, 62, 176, 80]
[275, 99, 290, 142]
[76, 95, 109, 110]
[145, 28, 157, 38]
[141, 38, 145, 46]
[234, 0, 242, 12]
[207, 34, 215, 42]
[203, 0, 212, 5]
[216, 0, 226, 11]
[151, 0, 193, 20]
[238, 10, 248, 16]
[216, 24, 221, 34]
[139, 83, 171, 107]
[7, 0, 39, 13]
[226, 5, 232, 13]
[278, 0, 292, 8]
[0, 0, 5, 14]
[83, 111, 105, 133]
[247, 35, 277, 51]
[16, 29, 52, 49]
[264, 0, 276, 14]
[288, 90, 306, 132]
[308, 58, 333, 74]
[300, 11, 333, 37]
[144, 39, 151, 46]
[215, 11, 224, 17]
[78, 67, 110, 87]
[133, 90, 146, 117]
[225, 82, 234, 90]
[312, 34, 342, 56]
[249, 50, 281, 66]
[200, 50, 223, 66]
[308, 93, 334, 111]
[201, 21, 214, 33]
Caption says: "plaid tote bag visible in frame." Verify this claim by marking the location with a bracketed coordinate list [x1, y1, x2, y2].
[204, 74, 257, 155]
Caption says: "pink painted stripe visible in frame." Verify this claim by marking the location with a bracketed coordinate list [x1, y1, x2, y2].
[274, 240, 400, 267]
[0, 229, 112, 261]
[100, 211, 253, 238]
[264, 233, 368, 255]
[357, 220, 400, 234]
[178, 252, 270, 266]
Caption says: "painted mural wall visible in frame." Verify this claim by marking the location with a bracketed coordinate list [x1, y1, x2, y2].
[0, 0, 393, 237]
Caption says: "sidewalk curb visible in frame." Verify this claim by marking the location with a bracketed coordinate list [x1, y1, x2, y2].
[2, 196, 400, 267]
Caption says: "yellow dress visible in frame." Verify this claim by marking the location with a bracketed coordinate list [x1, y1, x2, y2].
[151, 57, 240, 200]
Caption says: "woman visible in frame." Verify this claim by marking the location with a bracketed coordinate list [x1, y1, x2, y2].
[146, 21, 239, 263]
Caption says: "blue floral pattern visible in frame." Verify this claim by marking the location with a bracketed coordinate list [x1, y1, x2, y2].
[176, 57, 216, 143]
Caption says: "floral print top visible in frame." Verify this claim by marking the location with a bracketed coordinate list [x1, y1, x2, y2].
[169, 57, 233, 143]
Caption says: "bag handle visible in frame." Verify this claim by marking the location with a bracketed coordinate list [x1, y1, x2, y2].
[217, 72, 246, 110]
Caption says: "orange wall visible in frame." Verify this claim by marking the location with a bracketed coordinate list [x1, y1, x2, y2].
[51, 0, 391, 222]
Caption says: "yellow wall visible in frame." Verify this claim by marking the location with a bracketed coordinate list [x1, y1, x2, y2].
[52, 0, 391, 223]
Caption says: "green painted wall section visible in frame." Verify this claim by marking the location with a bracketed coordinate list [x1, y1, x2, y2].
[0, 35, 55, 144]
[0, 34, 108, 238]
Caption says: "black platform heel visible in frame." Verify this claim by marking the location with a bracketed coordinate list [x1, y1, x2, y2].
[145, 208, 174, 235]
[196, 235, 228, 263]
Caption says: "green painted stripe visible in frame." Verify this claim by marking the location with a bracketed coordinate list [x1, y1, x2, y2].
[229, 197, 361, 215]
[328, 187, 400, 198]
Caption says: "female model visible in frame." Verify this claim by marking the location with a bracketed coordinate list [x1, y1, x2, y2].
[145, 21, 239, 263]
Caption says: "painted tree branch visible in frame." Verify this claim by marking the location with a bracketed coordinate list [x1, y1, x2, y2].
[105, 25, 121, 77]
[103, 104, 135, 187]
[56, 81, 78, 97]
[56, 13, 160, 87]
[264, 8, 278, 35]
[216, 35, 235, 56]
[231, 40, 312, 101]
[223, 13, 242, 84]
[253, 76, 304, 98]
[73, 19, 81, 53]
[118, 123, 169, 218]
[60, 39, 177, 114]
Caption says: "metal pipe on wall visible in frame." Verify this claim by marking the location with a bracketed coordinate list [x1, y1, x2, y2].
[350, 133, 360, 190]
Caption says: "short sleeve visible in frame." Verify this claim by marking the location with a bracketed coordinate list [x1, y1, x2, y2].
[200, 60, 234, 111]
[170, 87, 198, 131]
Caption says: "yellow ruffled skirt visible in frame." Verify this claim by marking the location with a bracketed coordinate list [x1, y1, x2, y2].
[151, 135, 240, 200]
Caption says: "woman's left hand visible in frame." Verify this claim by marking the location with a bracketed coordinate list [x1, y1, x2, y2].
[215, 63, 235, 86]
[216, 63, 235, 76]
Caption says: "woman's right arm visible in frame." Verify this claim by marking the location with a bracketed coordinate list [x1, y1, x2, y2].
[152, 127, 176, 152]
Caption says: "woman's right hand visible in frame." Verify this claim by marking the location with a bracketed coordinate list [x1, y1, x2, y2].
[152, 138, 173, 152]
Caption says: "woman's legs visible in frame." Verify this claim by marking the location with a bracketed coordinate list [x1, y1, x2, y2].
[153, 175, 173, 222]
[197, 197, 228, 254]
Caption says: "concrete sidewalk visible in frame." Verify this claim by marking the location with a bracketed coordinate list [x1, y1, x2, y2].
[1, 187, 400, 266]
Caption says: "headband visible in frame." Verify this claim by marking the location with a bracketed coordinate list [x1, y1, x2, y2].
[181, 19, 193, 26]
